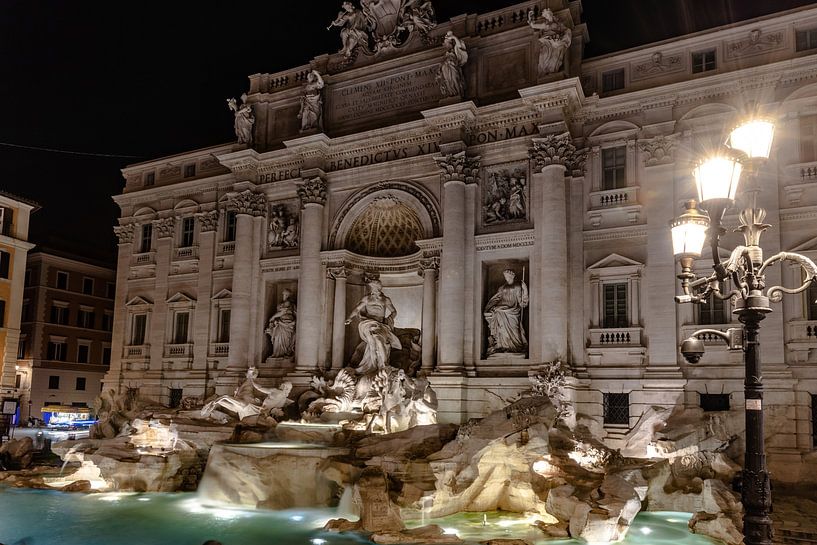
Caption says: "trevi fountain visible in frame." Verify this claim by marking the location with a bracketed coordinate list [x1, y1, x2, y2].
[4, 0, 817, 544]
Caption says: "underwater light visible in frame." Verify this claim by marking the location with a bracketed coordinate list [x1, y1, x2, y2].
[311, 539, 327, 545]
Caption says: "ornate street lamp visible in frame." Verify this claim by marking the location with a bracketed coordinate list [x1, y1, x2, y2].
[671, 117, 817, 545]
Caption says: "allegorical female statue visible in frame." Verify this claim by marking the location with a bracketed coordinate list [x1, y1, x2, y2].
[346, 279, 402, 374]
[528, 8, 572, 77]
[226, 93, 255, 145]
[328, 1, 370, 58]
[484, 269, 529, 356]
[266, 288, 297, 358]
[298, 70, 325, 132]
[436, 31, 468, 98]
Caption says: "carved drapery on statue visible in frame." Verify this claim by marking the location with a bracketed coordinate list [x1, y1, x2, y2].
[268, 203, 300, 249]
[484, 269, 529, 357]
[346, 279, 402, 375]
[298, 70, 325, 132]
[327, 0, 436, 59]
[297, 177, 328, 207]
[528, 8, 572, 77]
[266, 289, 297, 358]
[436, 31, 467, 98]
[113, 224, 136, 244]
[200, 367, 292, 423]
[227, 190, 267, 216]
[529, 132, 587, 176]
[483, 165, 528, 225]
[226, 93, 255, 145]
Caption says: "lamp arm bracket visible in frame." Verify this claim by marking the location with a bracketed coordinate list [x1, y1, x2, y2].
[758, 252, 817, 303]
[713, 288, 741, 302]
[690, 327, 744, 350]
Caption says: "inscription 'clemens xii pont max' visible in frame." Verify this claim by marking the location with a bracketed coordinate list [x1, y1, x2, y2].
[330, 67, 440, 125]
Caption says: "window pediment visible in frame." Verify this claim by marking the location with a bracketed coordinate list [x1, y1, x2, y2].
[211, 288, 232, 300]
[166, 292, 196, 305]
[125, 295, 153, 307]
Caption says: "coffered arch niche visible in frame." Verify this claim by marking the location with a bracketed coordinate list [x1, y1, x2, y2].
[329, 181, 441, 257]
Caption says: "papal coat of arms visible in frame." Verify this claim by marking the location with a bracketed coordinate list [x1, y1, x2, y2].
[328, 0, 436, 58]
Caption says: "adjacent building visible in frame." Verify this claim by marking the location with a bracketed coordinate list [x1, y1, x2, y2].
[0, 192, 37, 424]
[105, 1, 817, 482]
[18, 250, 115, 423]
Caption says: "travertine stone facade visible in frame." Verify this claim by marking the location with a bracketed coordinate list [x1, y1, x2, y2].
[107, 1, 817, 482]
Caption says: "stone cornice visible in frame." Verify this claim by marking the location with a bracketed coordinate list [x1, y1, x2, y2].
[475, 229, 534, 252]
[583, 225, 647, 242]
[259, 256, 301, 274]
[780, 205, 817, 223]
[320, 248, 431, 275]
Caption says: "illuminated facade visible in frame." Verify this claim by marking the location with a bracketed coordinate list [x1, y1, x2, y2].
[106, 1, 817, 481]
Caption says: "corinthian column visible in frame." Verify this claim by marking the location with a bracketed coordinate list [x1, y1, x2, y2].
[295, 177, 327, 373]
[226, 190, 266, 370]
[419, 257, 439, 372]
[433, 152, 480, 373]
[329, 267, 348, 370]
[529, 132, 585, 363]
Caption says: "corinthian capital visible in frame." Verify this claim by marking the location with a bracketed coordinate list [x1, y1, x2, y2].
[152, 217, 176, 238]
[529, 132, 587, 175]
[196, 210, 220, 232]
[433, 151, 481, 184]
[113, 224, 136, 245]
[227, 190, 267, 216]
[297, 177, 328, 207]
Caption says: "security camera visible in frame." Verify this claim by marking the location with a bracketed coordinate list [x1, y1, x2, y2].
[680, 337, 705, 364]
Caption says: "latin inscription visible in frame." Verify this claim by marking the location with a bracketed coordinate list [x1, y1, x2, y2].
[331, 67, 440, 125]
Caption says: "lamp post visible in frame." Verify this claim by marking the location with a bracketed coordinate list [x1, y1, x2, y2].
[670, 117, 817, 545]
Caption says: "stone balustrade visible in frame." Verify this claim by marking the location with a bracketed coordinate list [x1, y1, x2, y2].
[589, 186, 639, 209]
[589, 327, 643, 347]
[172, 245, 199, 262]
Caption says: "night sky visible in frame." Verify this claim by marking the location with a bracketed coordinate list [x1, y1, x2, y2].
[1, 0, 813, 264]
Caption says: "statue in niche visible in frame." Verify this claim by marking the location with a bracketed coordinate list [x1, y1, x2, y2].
[200, 367, 292, 423]
[266, 288, 297, 358]
[484, 168, 527, 225]
[398, 0, 436, 35]
[345, 279, 402, 374]
[268, 204, 300, 249]
[528, 8, 572, 77]
[298, 71, 325, 132]
[436, 31, 468, 98]
[484, 269, 529, 356]
[328, 1, 370, 58]
[226, 93, 255, 145]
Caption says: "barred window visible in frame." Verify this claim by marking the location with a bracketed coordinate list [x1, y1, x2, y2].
[601, 68, 624, 93]
[603, 393, 629, 425]
[691, 49, 716, 73]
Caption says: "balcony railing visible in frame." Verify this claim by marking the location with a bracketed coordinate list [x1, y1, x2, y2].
[173, 246, 199, 261]
[210, 342, 230, 357]
[132, 251, 156, 266]
[589, 186, 639, 209]
[589, 327, 643, 347]
[218, 241, 235, 255]
[165, 343, 193, 358]
[123, 344, 149, 358]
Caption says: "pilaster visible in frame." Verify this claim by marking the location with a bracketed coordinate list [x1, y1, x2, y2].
[419, 257, 439, 372]
[329, 267, 348, 370]
[105, 224, 136, 391]
[193, 211, 218, 378]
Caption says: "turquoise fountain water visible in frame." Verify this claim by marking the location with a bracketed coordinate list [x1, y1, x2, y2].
[0, 485, 718, 545]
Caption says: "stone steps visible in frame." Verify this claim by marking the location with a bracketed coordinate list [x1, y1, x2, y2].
[774, 524, 817, 545]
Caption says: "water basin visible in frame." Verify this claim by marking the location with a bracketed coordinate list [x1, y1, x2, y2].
[0, 487, 719, 545]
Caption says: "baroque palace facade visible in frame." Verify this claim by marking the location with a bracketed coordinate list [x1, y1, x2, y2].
[107, 1, 817, 479]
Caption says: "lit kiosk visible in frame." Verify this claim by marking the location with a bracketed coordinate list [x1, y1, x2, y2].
[670, 118, 817, 545]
